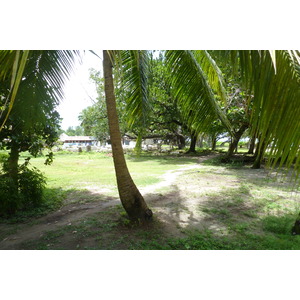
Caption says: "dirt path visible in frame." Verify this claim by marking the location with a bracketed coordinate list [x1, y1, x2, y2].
[0, 156, 215, 250]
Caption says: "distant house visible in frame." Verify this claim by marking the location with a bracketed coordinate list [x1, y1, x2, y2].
[59, 134, 99, 147]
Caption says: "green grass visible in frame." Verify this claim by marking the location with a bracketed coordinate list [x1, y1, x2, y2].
[0, 151, 198, 222]
[13, 204, 300, 250]
[23, 152, 197, 193]
[2, 150, 300, 250]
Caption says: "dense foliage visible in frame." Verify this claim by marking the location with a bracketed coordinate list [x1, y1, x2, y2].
[0, 51, 77, 215]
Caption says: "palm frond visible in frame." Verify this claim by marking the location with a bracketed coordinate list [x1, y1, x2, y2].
[0, 50, 29, 131]
[1, 50, 80, 131]
[114, 50, 151, 129]
[192, 50, 228, 103]
[227, 50, 300, 176]
[165, 50, 234, 135]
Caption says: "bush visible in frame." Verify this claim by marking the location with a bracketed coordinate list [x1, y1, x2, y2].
[0, 174, 20, 215]
[0, 165, 46, 216]
[18, 165, 46, 208]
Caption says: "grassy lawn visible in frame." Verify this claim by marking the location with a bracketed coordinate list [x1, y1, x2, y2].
[24, 151, 198, 194]
[1, 150, 300, 250]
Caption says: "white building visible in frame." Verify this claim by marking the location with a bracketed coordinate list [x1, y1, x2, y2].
[59, 134, 99, 148]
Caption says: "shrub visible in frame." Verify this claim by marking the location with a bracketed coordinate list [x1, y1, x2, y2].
[0, 174, 20, 215]
[0, 164, 46, 216]
[18, 165, 46, 208]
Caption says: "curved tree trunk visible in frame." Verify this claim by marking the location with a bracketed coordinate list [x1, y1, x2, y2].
[103, 50, 152, 222]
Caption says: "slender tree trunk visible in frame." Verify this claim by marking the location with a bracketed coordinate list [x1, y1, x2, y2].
[247, 133, 256, 154]
[211, 134, 217, 151]
[103, 50, 152, 221]
[8, 142, 19, 186]
[252, 139, 265, 169]
[227, 124, 248, 157]
[186, 132, 197, 153]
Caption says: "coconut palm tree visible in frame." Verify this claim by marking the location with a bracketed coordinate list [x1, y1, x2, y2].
[102, 50, 152, 221]
[104, 50, 234, 221]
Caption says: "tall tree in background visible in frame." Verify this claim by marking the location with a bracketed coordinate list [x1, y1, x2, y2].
[64, 126, 84, 136]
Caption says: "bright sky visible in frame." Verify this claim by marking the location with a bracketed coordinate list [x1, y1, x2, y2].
[57, 50, 103, 130]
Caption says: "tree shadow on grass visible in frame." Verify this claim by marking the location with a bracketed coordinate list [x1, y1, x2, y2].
[141, 183, 300, 250]
[202, 157, 300, 193]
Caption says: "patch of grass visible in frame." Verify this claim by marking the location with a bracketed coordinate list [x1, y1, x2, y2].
[262, 214, 296, 235]
[201, 207, 230, 217]
[228, 222, 250, 233]
[166, 230, 235, 250]
[136, 225, 300, 250]
[242, 210, 258, 218]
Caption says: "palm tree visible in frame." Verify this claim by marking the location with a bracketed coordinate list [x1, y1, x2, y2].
[102, 50, 152, 221]
[101, 50, 233, 221]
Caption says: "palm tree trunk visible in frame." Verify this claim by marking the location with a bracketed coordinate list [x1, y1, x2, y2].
[103, 50, 152, 221]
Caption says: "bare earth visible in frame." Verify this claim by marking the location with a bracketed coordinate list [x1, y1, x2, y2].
[0, 154, 298, 249]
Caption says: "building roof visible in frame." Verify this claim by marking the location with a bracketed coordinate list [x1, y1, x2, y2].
[59, 134, 97, 142]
